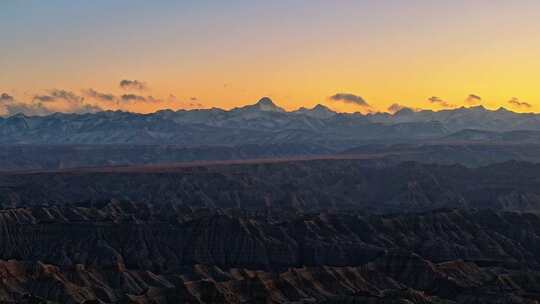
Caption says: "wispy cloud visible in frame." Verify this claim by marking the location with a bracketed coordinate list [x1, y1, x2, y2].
[1, 90, 102, 116]
[1, 80, 209, 116]
[83, 89, 164, 106]
[508, 97, 532, 108]
[428, 96, 455, 108]
[387, 103, 411, 113]
[121, 94, 147, 102]
[83, 89, 115, 101]
[33, 95, 55, 102]
[119, 79, 147, 91]
[1, 103, 52, 117]
[465, 94, 482, 105]
[329, 93, 370, 107]
[0, 93, 14, 102]
[34, 89, 85, 103]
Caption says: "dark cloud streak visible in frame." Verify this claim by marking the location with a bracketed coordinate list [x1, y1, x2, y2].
[0, 93, 14, 102]
[83, 89, 115, 101]
[34, 89, 85, 103]
[387, 103, 410, 113]
[120, 80, 147, 91]
[329, 93, 370, 107]
[508, 97, 532, 108]
[121, 94, 147, 102]
[33, 95, 55, 102]
[466, 94, 482, 104]
[428, 96, 455, 108]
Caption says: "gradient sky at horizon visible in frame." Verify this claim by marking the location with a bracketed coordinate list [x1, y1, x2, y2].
[2, 0, 540, 114]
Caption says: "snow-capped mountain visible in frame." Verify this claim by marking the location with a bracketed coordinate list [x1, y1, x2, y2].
[2, 97, 540, 146]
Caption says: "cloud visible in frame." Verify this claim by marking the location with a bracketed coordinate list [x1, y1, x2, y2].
[120, 94, 161, 103]
[466, 94, 482, 105]
[121, 94, 147, 102]
[33, 95, 55, 102]
[1, 103, 52, 117]
[428, 96, 455, 108]
[165, 95, 203, 108]
[51, 89, 83, 101]
[119, 79, 147, 91]
[0, 93, 14, 102]
[167, 94, 179, 103]
[146, 96, 160, 103]
[0, 89, 103, 116]
[508, 97, 532, 108]
[0, 95, 52, 117]
[83, 89, 115, 101]
[34, 89, 84, 103]
[1, 83, 203, 116]
[428, 96, 443, 103]
[84, 89, 163, 105]
[329, 93, 370, 107]
[387, 103, 410, 113]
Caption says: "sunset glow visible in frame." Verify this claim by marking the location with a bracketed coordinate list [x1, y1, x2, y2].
[2, 1, 540, 115]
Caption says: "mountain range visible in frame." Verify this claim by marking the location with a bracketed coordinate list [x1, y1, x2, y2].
[5, 97, 540, 171]
[3, 97, 540, 146]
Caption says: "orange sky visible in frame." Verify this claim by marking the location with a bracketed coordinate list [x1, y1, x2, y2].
[2, 1, 540, 115]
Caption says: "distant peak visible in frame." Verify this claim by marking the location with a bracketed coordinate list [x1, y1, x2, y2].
[465, 105, 487, 112]
[239, 97, 285, 113]
[293, 103, 336, 118]
[312, 104, 332, 111]
[394, 107, 415, 116]
[257, 97, 275, 106]
[9, 113, 29, 119]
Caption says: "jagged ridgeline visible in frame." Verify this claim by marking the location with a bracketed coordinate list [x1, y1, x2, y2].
[4, 97, 540, 145]
[4, 98, 540, 170]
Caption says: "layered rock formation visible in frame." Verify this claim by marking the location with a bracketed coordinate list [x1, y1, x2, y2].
[2, 159, 540, 213]
[0, 205, 539, 303]
[1, 160, 540, 303]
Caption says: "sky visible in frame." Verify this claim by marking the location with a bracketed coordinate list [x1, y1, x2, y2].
[2, 0, 540, 115]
